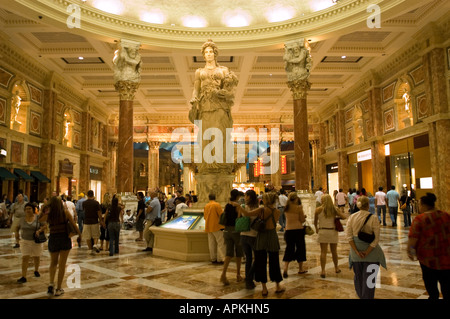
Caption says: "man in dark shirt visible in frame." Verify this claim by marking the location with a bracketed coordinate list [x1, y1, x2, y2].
[82, 190, 104, 254]
[135, 192, 146, 241]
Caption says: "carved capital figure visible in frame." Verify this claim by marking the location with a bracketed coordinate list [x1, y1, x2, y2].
[284, 39, 312, 82]
[113, 40, 142, 85]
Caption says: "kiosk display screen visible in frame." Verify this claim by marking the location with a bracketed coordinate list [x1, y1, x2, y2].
[160, 213, 202, 230]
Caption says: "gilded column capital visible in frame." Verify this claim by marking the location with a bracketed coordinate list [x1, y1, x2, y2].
[287, 79, 311, 100]
[147, 140, 161, 150]
[114, 81, 139, 101]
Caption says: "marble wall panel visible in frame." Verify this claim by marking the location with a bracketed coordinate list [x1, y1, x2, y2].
[382, 82, 396, 104]
[10, 141, 22, 164]
[0, 67, 14, 88]
[29, 110, 41, 136]
[27, 145, 40, 167]
[27, 83, 42, 105]
[416, 94, 428, 120]
[383, 108, 395, 133]
[0, 97, 6, 125]
[409, 65, 424, 86]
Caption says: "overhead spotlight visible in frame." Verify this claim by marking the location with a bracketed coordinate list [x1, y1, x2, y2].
[341, 55, 347, 59]
[78, 56, 84, 60]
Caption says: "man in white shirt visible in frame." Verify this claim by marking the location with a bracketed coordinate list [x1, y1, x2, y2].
[175, 196, 188, 217]
[375, 187, 387, 225]
[65, 195, 77, 220]
[315, 187, 324, 207]
[278, 189, 288, 232]
[336, 189, 348, 215]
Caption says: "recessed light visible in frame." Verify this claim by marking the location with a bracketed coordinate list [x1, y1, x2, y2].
[78, 56, 84, 60]
[341, 55, 347, 59]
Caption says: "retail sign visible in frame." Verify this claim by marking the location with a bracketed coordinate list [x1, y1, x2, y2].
[59, 159, 74, 175]
[254, 161, 259, 177]
[90, 166, 103, 180]
[281, 155, 287, 174]
[357, 150, 372, 162]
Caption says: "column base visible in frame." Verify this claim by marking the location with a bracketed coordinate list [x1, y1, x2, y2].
[118, 192, 138, 215]
[296, 191, 316, 220]
[193, 173, 235, 208]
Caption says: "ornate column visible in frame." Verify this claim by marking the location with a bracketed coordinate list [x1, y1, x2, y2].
[113, 39, 141, 194]
[422, 46, 449, 212]
[285, 39, 315, 219]
[367, 83, 386, 192]
[270, 126, 282, 190]
[310, 140, 320, 189]
[318, 123, 327, 189]
[335, 107, 349, 191]
[147, 141, 160, 191]
[284, 39, 312, 192]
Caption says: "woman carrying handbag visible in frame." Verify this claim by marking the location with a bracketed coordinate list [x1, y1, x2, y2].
[16, 203, 47, 283]
[232, 192, 284, 296]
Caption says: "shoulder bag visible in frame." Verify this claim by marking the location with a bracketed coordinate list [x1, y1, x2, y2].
[304, 219, 315, 236]
[250, 207, 273, 232]
[66, 214, 78, 238]
[235, 208, 251, 232]
[335, 217, 344, 232]
[34, 216, 47, 243]
[357, 213, 375, 243]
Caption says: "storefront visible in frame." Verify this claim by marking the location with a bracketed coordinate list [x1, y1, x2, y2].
[57, 159, 76, 197]
[326, 163, 339, 194]
[386, 133, 430, 201]
[89, 166, 102, 201]
[348, 149, 374, 195]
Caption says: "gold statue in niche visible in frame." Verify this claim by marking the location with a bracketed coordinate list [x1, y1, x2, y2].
[11, 91, 22, 124]
[63, 112, 73, 146]
[402, 88, 411, 114]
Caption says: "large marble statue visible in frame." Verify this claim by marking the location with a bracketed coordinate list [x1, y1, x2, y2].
[189, 39, 238, 174]
[11, 91, 21, 124]
[402, 88, 411, 114]
[284, 40, 312, 82]
[113, 40, 142, 84]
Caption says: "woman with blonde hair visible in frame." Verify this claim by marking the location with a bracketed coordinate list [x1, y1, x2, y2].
[314, 194, 347, 278]
[40, 196, 80, 297]
[282, 192, 307, 277]
[232, 191, 284, 296]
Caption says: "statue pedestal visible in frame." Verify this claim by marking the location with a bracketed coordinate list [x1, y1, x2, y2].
[403, 117, 412, 127]
[296, 190, 316, 220]
[193, 173, 235, 208]
[12, 121, 21, 130]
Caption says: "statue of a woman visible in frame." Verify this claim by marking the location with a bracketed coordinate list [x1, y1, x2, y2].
[11, 91, 21, 124]
[189, 39, 238, 173]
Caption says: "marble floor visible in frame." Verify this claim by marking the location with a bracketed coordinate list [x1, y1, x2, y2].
[0, 215, 435, 300]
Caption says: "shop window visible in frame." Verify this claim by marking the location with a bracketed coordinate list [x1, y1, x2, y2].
[390, 152, 414, 193]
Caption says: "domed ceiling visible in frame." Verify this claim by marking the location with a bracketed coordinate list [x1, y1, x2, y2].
[86, 0, 337, 28]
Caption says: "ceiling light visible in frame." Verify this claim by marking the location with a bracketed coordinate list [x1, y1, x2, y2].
[182, 15, 207, 28]
[341, 55, 347, 59]
[310, 0, 337, 12]
[223, 9, 251, 27]
[265, 5, 295, 23]
[140, 10, 165, 24]
[78, 56, 84, 60]
[93, 0, 124, 15]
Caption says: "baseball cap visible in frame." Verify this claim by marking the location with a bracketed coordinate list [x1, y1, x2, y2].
[78, 193, 84, 197]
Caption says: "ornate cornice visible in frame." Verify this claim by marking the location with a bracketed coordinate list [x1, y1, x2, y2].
[11, 0, 420, 49]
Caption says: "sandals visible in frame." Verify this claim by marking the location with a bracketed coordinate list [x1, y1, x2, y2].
[298, 270, 308, 274]
[335, 269, 342, 274]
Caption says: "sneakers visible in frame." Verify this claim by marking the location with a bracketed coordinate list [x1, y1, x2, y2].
[54, 289, 64, 296]
[17, 277, 27, 283]
[142, 247, 153, 252]
[13, 243, 20, 248]
[34, 271, 40, 277]
[47, 285, 54, 297]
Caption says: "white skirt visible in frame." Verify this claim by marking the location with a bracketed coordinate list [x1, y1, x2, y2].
[20, 239, 43, 257]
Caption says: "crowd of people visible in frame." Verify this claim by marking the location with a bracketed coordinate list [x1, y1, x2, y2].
[0, 185, 448, 300]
